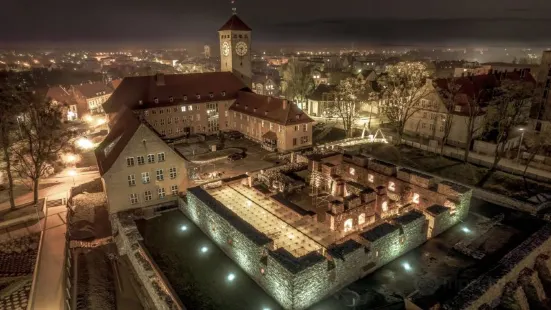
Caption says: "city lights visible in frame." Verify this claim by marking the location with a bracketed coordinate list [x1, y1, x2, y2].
[200, 246, 208, 253]
[227, 273, 236, 282]
[402, 262, 412, 271]
[76, 137, 94, 150]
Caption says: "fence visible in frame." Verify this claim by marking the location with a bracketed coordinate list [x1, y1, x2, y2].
[401, 140, 551, 184]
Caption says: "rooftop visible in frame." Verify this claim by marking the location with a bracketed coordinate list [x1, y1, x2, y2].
[361, 222, 399, 242]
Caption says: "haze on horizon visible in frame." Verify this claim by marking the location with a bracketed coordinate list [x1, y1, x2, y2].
[2, 0, 551, 47]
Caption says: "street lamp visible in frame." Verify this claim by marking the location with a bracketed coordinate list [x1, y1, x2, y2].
[68, 169, 77, 186]
[516, 128, 525, 163]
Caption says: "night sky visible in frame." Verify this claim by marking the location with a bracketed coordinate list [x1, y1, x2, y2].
[2, 0, 551, 46]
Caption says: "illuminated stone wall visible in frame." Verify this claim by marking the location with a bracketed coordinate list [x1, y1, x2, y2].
[181, 182, 467, 310]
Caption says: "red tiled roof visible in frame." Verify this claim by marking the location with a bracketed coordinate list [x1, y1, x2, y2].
[110, 79, 122, 90]
[46, 86, 77, 106]
[219, 14, 252, 31]
[103, 72, 249, 113]
[94, 110, 141, 175]
[73, 82, 113, 99]
[230, 91, 314, 126]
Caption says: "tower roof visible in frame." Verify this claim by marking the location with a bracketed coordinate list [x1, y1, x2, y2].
[219, 14, 252, 31]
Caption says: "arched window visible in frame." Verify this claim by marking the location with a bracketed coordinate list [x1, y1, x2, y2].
[358, 213, 365, 225]
[344, 219, 353, 232]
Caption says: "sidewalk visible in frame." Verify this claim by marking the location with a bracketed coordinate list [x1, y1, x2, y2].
[0, 169, 99, 212]
[29, 198, 68, 310]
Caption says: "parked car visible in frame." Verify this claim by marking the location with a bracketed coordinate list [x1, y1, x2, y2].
[225, 130, 244, 140]
[227, 153, 245, 161]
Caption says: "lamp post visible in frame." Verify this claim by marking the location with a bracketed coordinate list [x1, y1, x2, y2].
[68, 169, 77, 186]
[516, 128, 525, 163]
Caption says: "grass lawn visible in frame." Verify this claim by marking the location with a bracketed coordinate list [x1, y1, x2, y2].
[0, 199, 44, 221]
[362, 143, 551, 201]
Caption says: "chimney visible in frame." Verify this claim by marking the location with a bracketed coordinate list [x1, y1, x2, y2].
[155, 73, 165, 86]
[282, 99, 288, 110]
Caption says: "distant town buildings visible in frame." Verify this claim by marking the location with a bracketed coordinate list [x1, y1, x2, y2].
[71, 82, 114, 115]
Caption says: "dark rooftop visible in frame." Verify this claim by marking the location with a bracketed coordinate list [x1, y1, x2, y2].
[361, 222, 399, 242]
[268, 248, 325, 274]
[328, 239, 363, 260]
[426, 204, 450, 216]
[187, 187, 272, 246]
[393, 210, 426, 226]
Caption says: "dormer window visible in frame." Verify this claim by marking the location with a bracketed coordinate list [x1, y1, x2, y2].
[265, 111, 268, 116]
[138, 100, 143, 105]
[254, 108, 257, 112]
[296, 114, 300, 119]
[169, 96, 174, 103]
[221, 91, 226, 96]
[209, 92, 214, 98]
[183, 95, 188, 101]
[154, 97, 159, 104]
[236, 103, 240, 107]
[245, 105, 248, 110]
[196, 94, 201, 99]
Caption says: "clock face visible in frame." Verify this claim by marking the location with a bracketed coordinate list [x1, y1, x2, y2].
[235, 41, 248, 56]
[222, 42, 230, 57]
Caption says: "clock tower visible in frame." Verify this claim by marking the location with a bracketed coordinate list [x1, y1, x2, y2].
[218, 11, 252, 87]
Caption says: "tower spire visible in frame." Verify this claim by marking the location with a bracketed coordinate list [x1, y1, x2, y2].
[231, 0, 237, 15]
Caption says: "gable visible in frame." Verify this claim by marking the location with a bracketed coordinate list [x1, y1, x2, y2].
[103, 124, 185, 177]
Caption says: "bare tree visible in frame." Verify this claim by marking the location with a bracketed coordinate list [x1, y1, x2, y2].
[435, 78, 463, 155]
[0, 78, 26, 210]
[379, 62, 432, 144]
[477, 80, 534, 186]
[281, 59, 315, 107]
[12, 92, 76, 203]
[330, 78, 366, 138]
[522, 130, 551, 180]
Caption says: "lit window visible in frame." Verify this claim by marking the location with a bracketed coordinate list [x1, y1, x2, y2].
[141, 172, 150, 184]
[368, 174, 374, 183]
[171, 185, 178, 195]
[147, 154, 155, 164]
[158, 152, 166, 162]
[382, 201, 388, 212]
[358, 213, 365, 225]
[126, 157, 135, 167]
[130, 193, 138, 205]
[388, 181, 395, 192]
[158, 187, 166, 199]
[128, 174, 136, 186]
[412, 193, 420, 204]
[137, 156, 145, 165]
[169, 167, 177, 179]
[144, 190, 152, 201]
[156, 169, 164, 181]
[181, 106, 186, 112]
[344, 218, 353, 232]
[349, 167, 356, 175]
